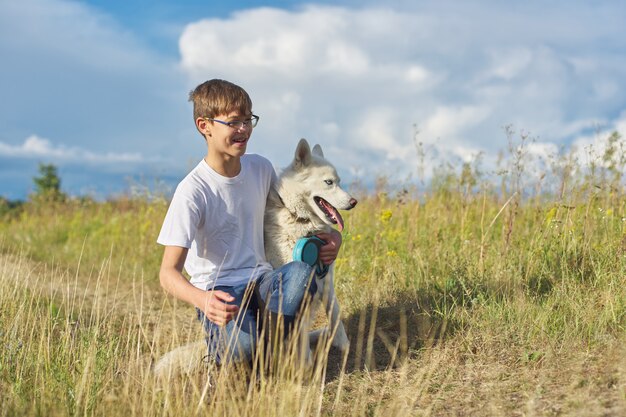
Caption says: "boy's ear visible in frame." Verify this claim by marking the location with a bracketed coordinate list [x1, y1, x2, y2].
[293, 138, 312, 169]
[196, 118, 212, 137]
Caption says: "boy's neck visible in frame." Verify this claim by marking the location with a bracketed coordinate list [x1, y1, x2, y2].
[204, 153, 242, 177]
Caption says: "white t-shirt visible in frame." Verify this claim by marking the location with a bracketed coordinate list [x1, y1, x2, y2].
[157, 154, 275, 290]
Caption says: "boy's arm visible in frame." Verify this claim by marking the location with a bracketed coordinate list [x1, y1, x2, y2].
[316, 229, 343, 265]
[159, 245, 239, 326]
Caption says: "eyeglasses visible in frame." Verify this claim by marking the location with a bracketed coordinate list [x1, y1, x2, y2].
[204, 115, 259, 130]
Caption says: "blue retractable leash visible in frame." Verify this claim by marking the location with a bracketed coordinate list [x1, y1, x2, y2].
[293, 236, 329, 278]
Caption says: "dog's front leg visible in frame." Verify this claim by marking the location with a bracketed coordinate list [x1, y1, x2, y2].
[312, 266, 350, 352]
[298, 314, 314, 369]
[325, 271, 350, 351]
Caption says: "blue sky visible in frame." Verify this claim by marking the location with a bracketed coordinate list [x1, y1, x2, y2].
[1, 0, 625, 200]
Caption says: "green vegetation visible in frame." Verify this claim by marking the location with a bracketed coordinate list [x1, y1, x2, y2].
[0, 131, 625, 416]
[32, 162, 67, 202]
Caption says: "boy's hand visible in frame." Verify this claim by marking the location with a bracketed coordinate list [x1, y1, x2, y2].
[316, 230, 343, 265]
[201, 290, 239, 326]
[160, 246, 238, 326]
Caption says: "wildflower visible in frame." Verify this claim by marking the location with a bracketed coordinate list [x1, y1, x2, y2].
[380, 209, 393, 224]
[382, 229, 402, 241]
[386, 250, 398, 257]
[352, 234, 363, 241]
[544, 207, 557, 226]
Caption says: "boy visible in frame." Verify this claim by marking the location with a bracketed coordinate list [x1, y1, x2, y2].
[157, 79, 342, 364]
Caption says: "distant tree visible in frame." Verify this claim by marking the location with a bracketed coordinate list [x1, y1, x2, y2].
[32, 163, 66, 202]
[0, 196, 24, 217]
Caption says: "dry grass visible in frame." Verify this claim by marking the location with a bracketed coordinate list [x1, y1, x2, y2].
[1, 130, 626, 415]
[1, 192, 625, 416]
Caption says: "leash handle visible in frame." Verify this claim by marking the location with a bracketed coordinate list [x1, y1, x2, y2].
[292, 236, 329, 277]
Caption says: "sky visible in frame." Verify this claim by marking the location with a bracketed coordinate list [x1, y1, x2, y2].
[1, 0, 625, 200]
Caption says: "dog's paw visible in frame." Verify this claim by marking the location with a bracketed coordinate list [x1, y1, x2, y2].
[334, 338, 350, 353]
[152, 340, 208, 379]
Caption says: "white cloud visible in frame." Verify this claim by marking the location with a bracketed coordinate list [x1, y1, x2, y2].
[356, 108, 413, 161]
[0, 0, 185, 162]
[526, 141, 560, 161]
[0, 135, 145, 164]
[485, 48, 534, 81]
[405, 65, 430, 84]
[2, 0, 626, 198]
[0, 0, 155, 72]
[423, 106, 492, 143]
[570, 111, 626, 168]
[178, 3, 626, 184]
[179, 6, 417, 81]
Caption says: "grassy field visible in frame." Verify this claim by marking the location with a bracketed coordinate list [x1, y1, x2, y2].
[1, 136, 625, 416]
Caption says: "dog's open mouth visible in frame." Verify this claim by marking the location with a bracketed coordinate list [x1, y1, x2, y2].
[314, 196, 345, 231]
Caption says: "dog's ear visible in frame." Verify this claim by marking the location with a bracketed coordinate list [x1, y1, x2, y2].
[312, 144, 324, 158]
[294, 138, 312, 168]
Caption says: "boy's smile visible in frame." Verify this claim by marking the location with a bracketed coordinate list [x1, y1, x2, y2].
[197, 110, 257, 177]
[218, 114, 251, 152]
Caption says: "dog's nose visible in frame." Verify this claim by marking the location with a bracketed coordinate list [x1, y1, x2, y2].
[349, 198, 358, 208]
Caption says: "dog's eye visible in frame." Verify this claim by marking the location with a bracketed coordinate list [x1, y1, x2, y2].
[324, 179, 334, 186]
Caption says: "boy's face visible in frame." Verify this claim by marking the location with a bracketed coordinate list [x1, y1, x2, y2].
[197, 110, 254, 159]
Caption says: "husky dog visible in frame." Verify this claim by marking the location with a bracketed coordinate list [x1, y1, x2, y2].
[264, 138, 357, 359]
[153, 139, 355, 376]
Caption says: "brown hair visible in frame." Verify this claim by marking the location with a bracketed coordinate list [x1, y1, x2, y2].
[189, 79, 252, 123]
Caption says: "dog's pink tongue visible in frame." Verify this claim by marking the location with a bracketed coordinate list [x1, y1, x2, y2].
[331, 208, 344, 232]
[320, 198, 345, 232]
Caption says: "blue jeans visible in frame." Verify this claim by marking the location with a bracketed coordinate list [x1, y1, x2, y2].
[197, 261, 315, 364]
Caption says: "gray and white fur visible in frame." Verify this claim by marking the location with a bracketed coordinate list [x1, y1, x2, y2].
[264, 138, 357, 362]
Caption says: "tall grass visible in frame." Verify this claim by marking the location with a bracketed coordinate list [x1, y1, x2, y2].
[1, 130, 625, 415]
[0, 196, 166, 280]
